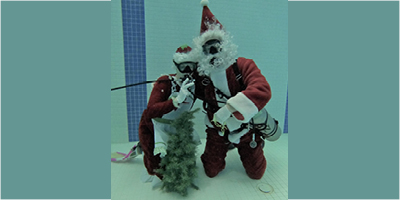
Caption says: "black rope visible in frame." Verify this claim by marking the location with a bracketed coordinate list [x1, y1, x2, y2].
[111, 79, 171, 91]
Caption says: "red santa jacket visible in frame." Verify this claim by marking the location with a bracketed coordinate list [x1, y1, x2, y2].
[194, 57, 271, 125]
[138, 74, 179, 175]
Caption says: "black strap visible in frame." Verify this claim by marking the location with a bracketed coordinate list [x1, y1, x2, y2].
[215, 88, 230, 100]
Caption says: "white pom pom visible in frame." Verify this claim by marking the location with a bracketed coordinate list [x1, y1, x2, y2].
[200, 0, 209, 6]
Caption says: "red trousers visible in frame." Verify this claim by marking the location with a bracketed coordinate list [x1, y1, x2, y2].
[200, 127, 267, 179]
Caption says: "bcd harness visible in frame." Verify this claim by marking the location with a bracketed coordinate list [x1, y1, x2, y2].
[207, 61, 279, 140]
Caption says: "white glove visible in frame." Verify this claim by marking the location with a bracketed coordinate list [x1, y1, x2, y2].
[154, 146, 167, 158]
[174, 78, 194, 104]
[214, 104, 237, 124]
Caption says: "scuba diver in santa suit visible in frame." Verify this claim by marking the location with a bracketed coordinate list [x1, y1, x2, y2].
[138, 45, 201, 180]
[192, 0, 281, 179]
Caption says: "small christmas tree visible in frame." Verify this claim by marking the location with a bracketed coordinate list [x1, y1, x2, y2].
[154, 108, 199, 196]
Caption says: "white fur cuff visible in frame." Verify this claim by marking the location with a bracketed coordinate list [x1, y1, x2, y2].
[227, 92, 258, 122]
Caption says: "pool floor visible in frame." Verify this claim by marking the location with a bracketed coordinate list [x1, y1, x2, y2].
[111, 134, 288, 200]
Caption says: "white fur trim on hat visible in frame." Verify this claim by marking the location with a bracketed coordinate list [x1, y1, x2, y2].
[173, 51, 196, 64]
[195, 23, 225, 45]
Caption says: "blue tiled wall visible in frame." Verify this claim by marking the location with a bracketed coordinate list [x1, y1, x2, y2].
[284, 90, 288, 133]
[121, 0, 147, 142]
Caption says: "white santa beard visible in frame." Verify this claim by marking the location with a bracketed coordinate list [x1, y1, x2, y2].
[197, 44, 237, 76]
[193, 28, 238, 77]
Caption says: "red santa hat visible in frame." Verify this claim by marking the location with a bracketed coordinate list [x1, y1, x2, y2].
[194, 0, 238, 76]
[200, 0, 223, 35]
[173, 44, 194, 64]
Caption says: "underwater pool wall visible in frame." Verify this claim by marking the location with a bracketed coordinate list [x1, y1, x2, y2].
[111, 0, 288, 142]
[111, 0, 128, 143]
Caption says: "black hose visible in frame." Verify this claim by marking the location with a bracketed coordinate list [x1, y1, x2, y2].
[111, 80, 170, 91]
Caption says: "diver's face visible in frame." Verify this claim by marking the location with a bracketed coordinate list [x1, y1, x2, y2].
[173, 61, 197, 80]
[202, 39, 221, 55]
[174, 61, 198, 74]
[202, 39, 222, 66]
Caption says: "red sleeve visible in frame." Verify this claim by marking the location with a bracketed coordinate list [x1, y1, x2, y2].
[238, 57, 271, 109]
[226, 57, 271, 122]
[146, 75, 177, 118]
